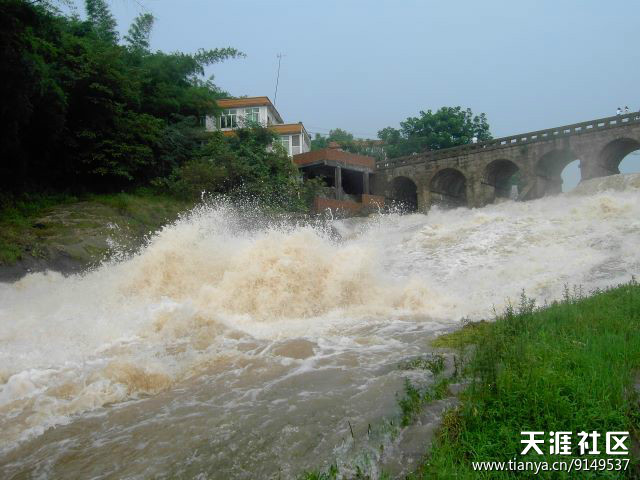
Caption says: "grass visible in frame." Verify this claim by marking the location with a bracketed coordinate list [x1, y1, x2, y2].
[0, 192, 78, 264]
[0, 190, 192, 266]
[398, 353, 446, 374]
[409, 280, 640, 479]
[398, 377, 453, 428]
[87, 190, 191, 228]
[431, 320, 491, 350]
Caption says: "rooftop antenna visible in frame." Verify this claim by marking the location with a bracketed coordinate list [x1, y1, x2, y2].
[274, 53, 285, 106]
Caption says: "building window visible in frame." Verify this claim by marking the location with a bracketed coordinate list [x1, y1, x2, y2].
[219, 109, 237, 128]
[279, 135, 290, 155]
[244, 107, 260, 123]
[291, 134, 301, 155]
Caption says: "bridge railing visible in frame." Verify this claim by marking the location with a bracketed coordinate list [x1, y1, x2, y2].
[376, 112, 640, 170]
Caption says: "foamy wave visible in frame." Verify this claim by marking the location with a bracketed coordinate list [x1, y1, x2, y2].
[570, 172, 640, 195]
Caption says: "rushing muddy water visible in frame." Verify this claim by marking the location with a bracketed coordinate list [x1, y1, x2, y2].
[1, 174, 640, 479]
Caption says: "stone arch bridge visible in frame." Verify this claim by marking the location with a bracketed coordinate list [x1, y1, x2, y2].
[373, 112, 640, 210]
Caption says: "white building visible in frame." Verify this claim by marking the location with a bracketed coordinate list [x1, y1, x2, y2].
[205, 96, 311, 156]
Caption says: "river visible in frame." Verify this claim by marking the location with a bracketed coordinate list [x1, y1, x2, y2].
[1, 174, 639, 479]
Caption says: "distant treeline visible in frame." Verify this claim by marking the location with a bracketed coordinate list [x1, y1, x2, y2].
[0, 0, 248, 194]
[312, 108, 493, 160]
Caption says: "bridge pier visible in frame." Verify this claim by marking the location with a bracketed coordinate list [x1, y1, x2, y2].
[417, 184, 431, 212]
[467, 176, 486, 208]
[580, 152, 618, 181]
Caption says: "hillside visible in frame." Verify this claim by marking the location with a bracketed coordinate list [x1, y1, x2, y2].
[0, 193, 191, 281]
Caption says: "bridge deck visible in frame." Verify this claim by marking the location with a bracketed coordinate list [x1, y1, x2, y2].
[376, 112, 640, 170]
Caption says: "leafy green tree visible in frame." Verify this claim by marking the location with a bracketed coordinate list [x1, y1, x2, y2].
[310, 133, 328, 150]
[311, 128, 385, 162]
[0, 0, 244, 192]
[378, 106, 492, 158]
[135, 48, 242, 120]
[0, 0, 68, 188]
[124, 12, 154, 53]
[85, 0, 118, 44]
[166, 125, 304, 209]
[311, 128, 354, 150]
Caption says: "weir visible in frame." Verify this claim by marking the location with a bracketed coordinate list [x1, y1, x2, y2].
[373, 112, 640, 210]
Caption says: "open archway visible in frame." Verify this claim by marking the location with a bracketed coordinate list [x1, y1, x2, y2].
[484, 160, 521, 201]
[429, 168, 467, 207]
[619, 151, 640, 174]
[535, 149, 580, 196]
[561, 160, 581, 192]
[599, 138, 640, 175]
[389, 176, 418, 211]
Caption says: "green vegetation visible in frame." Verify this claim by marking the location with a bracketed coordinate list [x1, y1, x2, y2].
[411, 281, 640, 479]
[311, 128, 385, 161]
[430, 320, 491, 350]
[398, 377, 452, 428]
[398, 353, 445, 375]
[160, 127, 311, 209]
[0, 192, 77, 264]
[378, 106, 492, 158]
[0, 191, 190, 266]
[1, 0, 245, 192]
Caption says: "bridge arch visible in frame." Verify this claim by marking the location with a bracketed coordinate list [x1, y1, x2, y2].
[598, 137, 640, 175]
[389, 176, 418, 211]
[429, 168, 467, 208]
[535, 149, 580, 196]
[484, 159, 521, 201]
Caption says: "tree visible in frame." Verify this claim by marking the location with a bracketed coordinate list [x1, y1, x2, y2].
[378, 106, 492, 158]
[85, 0, 118, 44]
[311, 128, 354, 150]
[167, 125, 303, 208]
[0, 0, 68, 188]
[0, 0, 244, 192]
[124, 13, 154, 53]
[311, 128, 385, 162]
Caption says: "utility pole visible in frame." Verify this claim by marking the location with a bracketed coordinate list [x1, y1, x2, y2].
[274, 53, 285, 106]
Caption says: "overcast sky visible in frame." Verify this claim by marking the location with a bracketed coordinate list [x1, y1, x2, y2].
[81, 0, 640, 189]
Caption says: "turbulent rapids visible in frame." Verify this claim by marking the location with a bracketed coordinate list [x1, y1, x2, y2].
[1, 174, 639, 478]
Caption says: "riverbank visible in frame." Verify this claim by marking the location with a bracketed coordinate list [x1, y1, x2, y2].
[0, 192, 191, 281]
[408, 280, 640, 479]
[301, 281, 640, 479]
